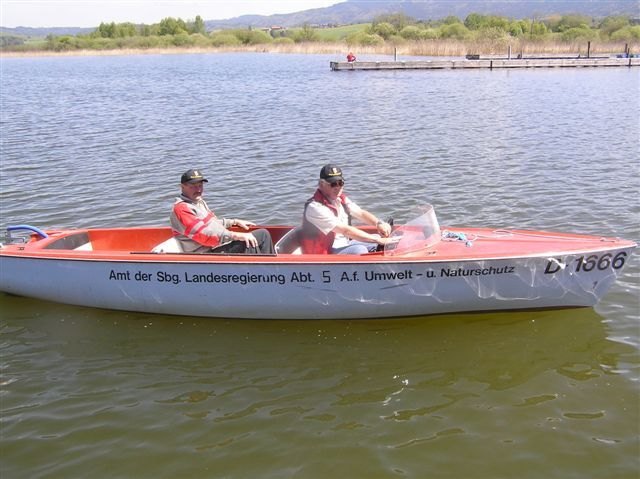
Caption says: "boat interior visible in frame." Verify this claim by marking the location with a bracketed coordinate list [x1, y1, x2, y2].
[1, 225, 318, 255]
[3, 223, 631, 260]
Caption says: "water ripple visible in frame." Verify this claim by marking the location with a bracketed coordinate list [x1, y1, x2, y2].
[1, 54, 638, 479]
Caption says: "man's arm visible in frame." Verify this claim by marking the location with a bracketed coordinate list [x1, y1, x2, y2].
[332, 223, 396, 246]
[173, 203, 228, 247]
[350, 208, 392, 237]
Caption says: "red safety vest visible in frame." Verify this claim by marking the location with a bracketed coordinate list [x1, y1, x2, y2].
[300, 189, 351, 254]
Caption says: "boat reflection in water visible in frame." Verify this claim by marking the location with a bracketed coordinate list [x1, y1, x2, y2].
[1, 293, 636, 478]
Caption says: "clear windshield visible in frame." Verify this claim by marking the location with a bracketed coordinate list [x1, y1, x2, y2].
[384, 204, 440, 255]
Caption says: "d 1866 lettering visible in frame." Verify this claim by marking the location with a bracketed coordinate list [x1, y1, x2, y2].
[545, 251, 628, 275]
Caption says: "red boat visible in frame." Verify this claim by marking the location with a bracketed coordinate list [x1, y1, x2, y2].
[0, 207, 635, 319]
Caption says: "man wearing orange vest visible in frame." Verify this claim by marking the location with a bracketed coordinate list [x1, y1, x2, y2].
[171, 169, 274, 254]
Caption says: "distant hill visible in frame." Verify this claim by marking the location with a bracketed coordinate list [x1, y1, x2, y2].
[2, 0, 638, 37]
[0, 26, 93, 38]
[205, 0, 640, 29]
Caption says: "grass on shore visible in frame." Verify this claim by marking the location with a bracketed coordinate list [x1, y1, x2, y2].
[0, 39, 635, 58]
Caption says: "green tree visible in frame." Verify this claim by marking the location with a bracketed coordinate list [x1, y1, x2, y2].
[48, 35, 79, 51]
[420, 28, 439, 40]
[399, 25, 422, 40]
[1, 35, 25, 47]
[368, 22, 395, 39]
[598, 15, 630, 38]
[442, 16, 462, 25]
[210, 32, 241, 47]
[439, 22, 469, 40]
[532, 21, 549, 37]
[293, 24, 319, 42]
[158, 17, 187, 35]
[94, 22, 116, 38]
[372, 13, 413, 31]
[345, 31, 384, 46]
[116, 22, 138, 37]
[139, 24, 153, 36]
[486, 15, 510, 32]
[172, 33, 193, 46]
[610, 25, 640, 41]
[508, 20, 525, 37]
[190, 15, 206, 35]
[230, 28, 272, 45]
[464, 13, 485, 30]
[561, 27, 597, 42]
[552, 14, 592, 32]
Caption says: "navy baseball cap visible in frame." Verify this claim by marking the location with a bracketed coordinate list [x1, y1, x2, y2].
[320, 164, 344, 183]
[181, 169, 209, 184]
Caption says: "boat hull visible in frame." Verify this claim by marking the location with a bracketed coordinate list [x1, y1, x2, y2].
[0, 245, 633, 319]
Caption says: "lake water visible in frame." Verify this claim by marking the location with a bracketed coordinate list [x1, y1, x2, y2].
[1, 53, 639, 478]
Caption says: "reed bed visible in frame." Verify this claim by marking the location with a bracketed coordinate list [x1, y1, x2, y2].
[394, 39, 636, 56]
[1, 39, 635, 58]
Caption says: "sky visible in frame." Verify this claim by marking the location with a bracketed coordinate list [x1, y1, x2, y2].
[1, 0, 340, 28]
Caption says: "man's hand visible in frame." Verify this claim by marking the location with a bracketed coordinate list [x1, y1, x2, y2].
[232, 231, 258, 248]
[376, 221, 392, 237]
[374, 235, 400, 246]
[234, 219, 256, 230]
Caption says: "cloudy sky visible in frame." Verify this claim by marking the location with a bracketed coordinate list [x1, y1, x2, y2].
[1, 0, 340, 28]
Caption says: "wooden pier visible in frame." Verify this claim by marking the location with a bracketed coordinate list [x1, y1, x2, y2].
[330, 57, 640, 71]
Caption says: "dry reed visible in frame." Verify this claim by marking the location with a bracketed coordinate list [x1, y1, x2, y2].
[1, 39, 636, 59]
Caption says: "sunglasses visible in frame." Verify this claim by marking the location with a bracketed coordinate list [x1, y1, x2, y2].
[327, 180, 344, 188]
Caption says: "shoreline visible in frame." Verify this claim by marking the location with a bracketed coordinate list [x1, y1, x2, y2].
[1, 40, 635, 59]
[1, 44, 349, 59]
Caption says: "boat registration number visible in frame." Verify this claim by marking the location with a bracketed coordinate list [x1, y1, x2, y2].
[544, 251, 629, 275]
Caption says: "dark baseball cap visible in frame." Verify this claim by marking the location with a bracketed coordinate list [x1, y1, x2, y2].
[320, 164, 344, 183]
[181, 169, 209, 184]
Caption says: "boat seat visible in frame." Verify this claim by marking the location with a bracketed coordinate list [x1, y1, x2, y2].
[275, 227, 303, 255]
[74, 242, 93, 251]
[152, 237, 184, 254]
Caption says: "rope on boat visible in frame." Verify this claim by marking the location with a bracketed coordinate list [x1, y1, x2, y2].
[441, 230, 474, 247]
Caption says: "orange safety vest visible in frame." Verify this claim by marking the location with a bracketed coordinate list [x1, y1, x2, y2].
[170, 197, 226, 252]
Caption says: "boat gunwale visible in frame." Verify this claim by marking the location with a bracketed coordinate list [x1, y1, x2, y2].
[0, 242, 635, 265]
[1, 225, 635, 265]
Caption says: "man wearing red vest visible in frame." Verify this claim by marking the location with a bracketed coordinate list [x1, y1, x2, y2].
[300, 164, 395, 254]
[170, 169, 274, 254]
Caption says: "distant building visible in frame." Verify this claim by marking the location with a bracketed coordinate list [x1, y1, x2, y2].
[261, 25, 287, 37]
